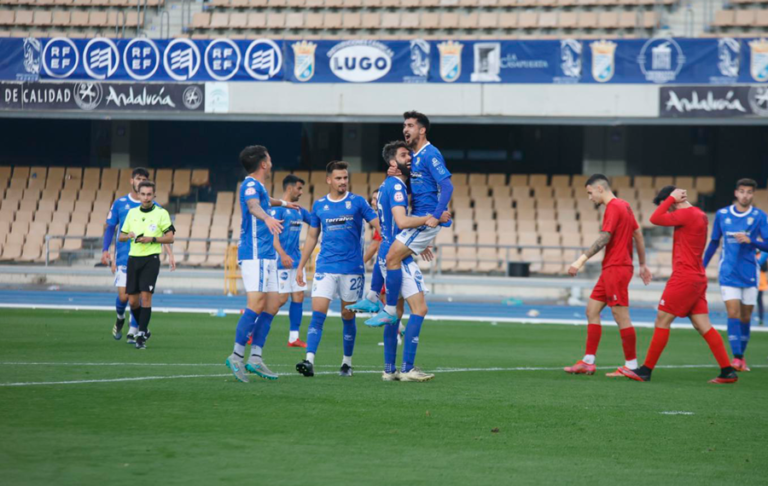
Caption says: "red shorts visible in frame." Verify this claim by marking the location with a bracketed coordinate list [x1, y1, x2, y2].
[659, 275, 708, 318]
[590, 266, 633, 307]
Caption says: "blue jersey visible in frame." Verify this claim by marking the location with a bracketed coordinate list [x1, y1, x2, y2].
[311, 192, 377, 274]
[376, 176, 413, 265]
[105, 194, 150, 267]
[711, 205, 768, 288]
[271, 206, 312, 269]
[409, 142, 451, 217]
[238, 177, 275, 261]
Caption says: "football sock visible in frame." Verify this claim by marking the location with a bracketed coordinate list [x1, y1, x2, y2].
[289, 331, 299, 343]
[385, 267, 402, 313]
[703, 328, 731, 369]
[306, 352, 315, 364]
[726, 317, 743, 357]
[130, 306, 142, 331]
[619, 326, 638, 365]
[342, 356, 352, 367]
[306, 311, 327, 355]
[644, 327, 670, 370]
[116, 297, 128, 319]
[138, 306, 151, 333]
[583, 323, 602, 362]
[740, 319, 751, 355]
[289, 301, 303, 335]
[250, 346, 262, 359]
[401, 314, 425, 373]
[234, 309, 258, 353]
[383, 319, 399, 373]
[342, 316, 357, 358]
[253, 312, 274, 348]
[369, 263, 384, 302]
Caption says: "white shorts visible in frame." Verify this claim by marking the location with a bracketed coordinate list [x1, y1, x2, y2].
[378, 257, 428, 300]
[395, 225, 441, 255]
[278, 268, 307, 294]
[114, 265, 127, 288]
[721, 286, 758, 306]
[312, 273, 364, 302]
[240, 259, 278, 293]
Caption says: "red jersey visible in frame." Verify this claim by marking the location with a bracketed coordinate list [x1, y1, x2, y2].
[601, 198, 639, 268]
[650, 196, 707, 279]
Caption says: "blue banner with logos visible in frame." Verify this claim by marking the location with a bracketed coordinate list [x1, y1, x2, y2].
[1, 36, 768, 84]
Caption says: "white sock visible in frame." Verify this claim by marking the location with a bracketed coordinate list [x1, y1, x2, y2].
[342, 356, 352, 367]
[289, 331, 299, 342]
[384, 305, 397, 315]
[117, 311, 126, 320]
[250, 345, 263, 359]
[582, 354, 596, 365]
[233, 343, 245, 358]
[366, 290, 380, 302]
[398, 322, 405, 334]
[307, 352, 315, 364]
[128, 325, 139, 333]
[625, 359, 638, 369]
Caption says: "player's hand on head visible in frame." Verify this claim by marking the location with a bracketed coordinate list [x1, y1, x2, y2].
[670, 188, 686, 203]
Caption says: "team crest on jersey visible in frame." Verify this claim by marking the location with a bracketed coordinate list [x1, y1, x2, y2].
[394, 192, 404, 202]
[395, 184, 402, 190]
[725, 218, 732, 225]
[270, 210, 276, 216]
[125, 204, 131, 209]
[245, 187, 256, 196]
[149, 224, 157, 232]
[438, 41, 463, 83]
[345, 201, 352, 209]
[748, 217, 754, 225]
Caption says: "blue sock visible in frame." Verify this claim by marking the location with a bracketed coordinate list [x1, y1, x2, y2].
[727, 317, 743, 358]
[342, 316, 357, 357]
[306, 311, 327, 355]
[402, 315, 425, 373]
[370, 263, 384, 298]
[116, 297, 128, 318]
[384, 318, 399, 373]
[253, 312, 275, 348]
[385, 267, 402, 309]
[740, 320, 751, 355]
[235, 309, 259, 347]
[289, 301, 303, 332]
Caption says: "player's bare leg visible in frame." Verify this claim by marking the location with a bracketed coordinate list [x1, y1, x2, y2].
[604, 305, 638, 376]
[565, 298, 605, 375]
[620, 311, 676, 382]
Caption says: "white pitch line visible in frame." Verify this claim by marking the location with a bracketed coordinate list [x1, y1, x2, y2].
[1, 364, 765, 387]
[0, 362, 380, 369]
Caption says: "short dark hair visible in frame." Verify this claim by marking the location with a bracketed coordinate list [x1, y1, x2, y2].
[282, 174, 305, 190]
[326, 160, 348, 175]
[585, 174, 610, 188]
[132, 167, 149, 179]
[736, 178, 757, 190]
[381, 140, 409, 166]
[240, 145, 269, 174]
[403, 111, 430, 133]
[653, 185, 676, 206]
[137, 180, 155, 193]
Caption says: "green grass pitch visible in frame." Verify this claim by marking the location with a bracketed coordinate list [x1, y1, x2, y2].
[1, 309, 766, 485]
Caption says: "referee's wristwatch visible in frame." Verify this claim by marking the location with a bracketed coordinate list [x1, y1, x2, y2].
[152, 237, 157, 243]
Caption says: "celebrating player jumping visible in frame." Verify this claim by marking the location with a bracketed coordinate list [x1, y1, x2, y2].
[565, 174, 652, 376]
[620, 186, 738, 384]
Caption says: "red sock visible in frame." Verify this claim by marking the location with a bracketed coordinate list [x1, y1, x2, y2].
[703, 328, 731, 369]
[644, 327, 670, 369]
[585, 324, 602, 356]
[619, 327, 637, 361]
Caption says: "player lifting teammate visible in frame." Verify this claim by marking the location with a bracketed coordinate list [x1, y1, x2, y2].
[366, 111, 453, 327]
[271, 175, 313, 348]
[565, 174, 652, 376]
[703, 178, 768, 372]
[620, 186, 738, 384]
[295, 161, 380, 377]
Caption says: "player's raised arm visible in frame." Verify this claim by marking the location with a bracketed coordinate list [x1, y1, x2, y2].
[568, 231, 611, 277]
[296, 225, 320, 287]
[247, 197, 283, 235]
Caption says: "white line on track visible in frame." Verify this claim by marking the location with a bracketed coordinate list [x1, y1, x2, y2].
[1, 364, 764, 387]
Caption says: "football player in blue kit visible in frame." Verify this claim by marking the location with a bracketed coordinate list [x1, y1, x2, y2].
[704, 178, 768, 372]
[271, 174, 312, 348]
[225, 145, 300, 383]
[295, 161, 380, 377]
[101, 167, 175, 344]
[367, 111, 453, 327]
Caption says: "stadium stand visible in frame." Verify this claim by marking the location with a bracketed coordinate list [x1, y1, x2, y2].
[708, 2, 768, 35]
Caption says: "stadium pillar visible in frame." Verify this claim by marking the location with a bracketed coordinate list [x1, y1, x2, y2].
[582, 126, 628, 176]
[341, 123, 380, 173]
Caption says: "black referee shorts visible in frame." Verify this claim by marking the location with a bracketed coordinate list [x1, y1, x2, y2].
[126, 254, 161, 295]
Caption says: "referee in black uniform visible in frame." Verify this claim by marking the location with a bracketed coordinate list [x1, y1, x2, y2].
[118, 181, 175, 349]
